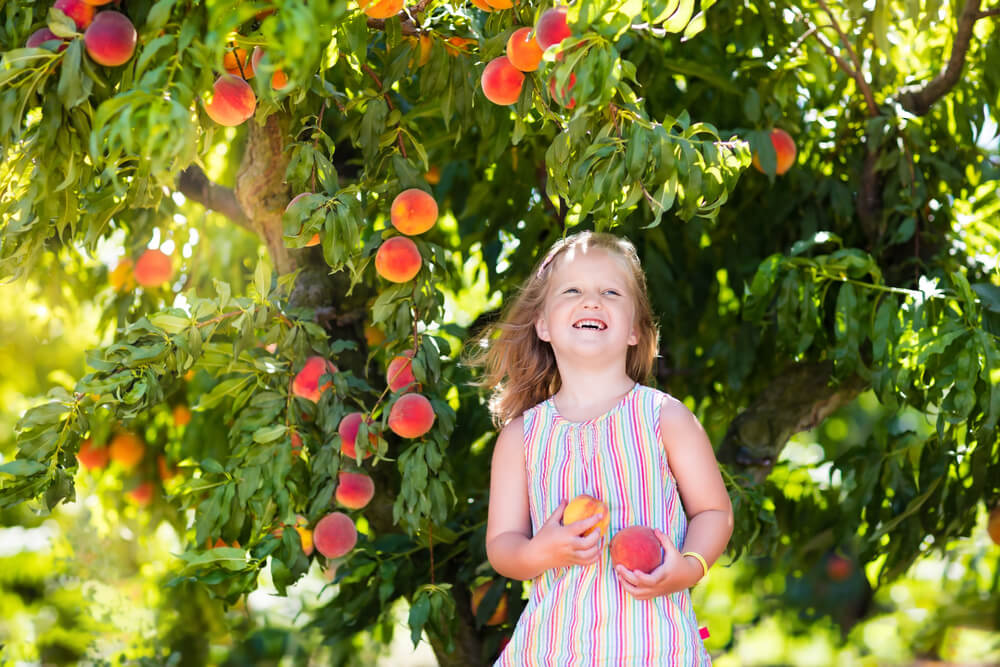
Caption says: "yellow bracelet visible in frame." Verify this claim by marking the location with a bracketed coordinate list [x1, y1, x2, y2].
[682, 551, 709, 578]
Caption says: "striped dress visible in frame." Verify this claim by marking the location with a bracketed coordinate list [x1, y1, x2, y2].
[495, 383, 711, 666]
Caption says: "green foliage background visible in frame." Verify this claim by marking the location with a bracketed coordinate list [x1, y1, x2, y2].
[1, 0, 999, 664]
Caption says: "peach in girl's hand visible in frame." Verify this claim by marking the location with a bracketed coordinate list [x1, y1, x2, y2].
[562, 494, 609, 537]
[610, 525, 663, 573]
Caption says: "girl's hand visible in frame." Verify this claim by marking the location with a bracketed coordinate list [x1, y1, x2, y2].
[528, 500, 605, 571]
[613, 529, 701, 600]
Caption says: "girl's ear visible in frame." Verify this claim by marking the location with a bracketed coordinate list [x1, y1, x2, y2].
[628, 327, 638, 346]
[535, 315, 551, 342]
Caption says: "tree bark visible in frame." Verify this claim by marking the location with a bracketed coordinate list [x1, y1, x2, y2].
[717, 362, 868, 483]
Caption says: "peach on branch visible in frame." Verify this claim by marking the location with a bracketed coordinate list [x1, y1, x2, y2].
[549, 72, 577, 109]
[359, 0, 403, 19]
[223, 47, 254, 79]
[481, 56, 524, 106]
[562, 494, 609, 537]
[76, 438, 108, 470]
[391, 188, 438, 235]
[84, 11, 136, 66]
[336, 471, 375, 509]
[388, 393, 435, 439]
[535, 7, 571, 51]
[290, 430, 304, 456]
[251, 46, 289, 90]
[471, 580, 508, 626]
[424, 165, 441, 185]
[292, 356, 338, 402]
[752, 128, 797, 175]
[26, 28, 67, 51]
[386, 350, 416, 392]
[108, 432, 145, 469]
[53, 0, 95, 30]
[825, 553, 852, 581]
[364, 325, 386, 347]
[127, 481, 155, 506]
[375, 236, 422, 283]
[314, 511, 358, 558]
[338, 412, 375, 459]
[469, 0, 493, 11]
[610, 525, 663, 574]
[484, 0, 513, 8]
[83, 0, 114, 4]
[285, 192, 321, 246]
[109, 258, 134, 290]
[444, 36, 475, 56]
[204, 74, 256, 127]
[172, 404, 191, 427]
[506, 27, 543, 72]
[274, 515, 314, 555]
[133, 248, 173, 287]
[157, 455, 178, 481]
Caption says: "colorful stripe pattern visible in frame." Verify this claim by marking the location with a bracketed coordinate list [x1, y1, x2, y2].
[495, 384, 711, 666]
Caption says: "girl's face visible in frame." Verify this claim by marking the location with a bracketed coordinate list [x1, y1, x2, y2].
[534, 246, 639, 360]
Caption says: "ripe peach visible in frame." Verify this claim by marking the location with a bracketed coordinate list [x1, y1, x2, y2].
[469, 0, 493, 11]
[26, 28, 67, 51]
[223, 47, 254, 79]
[390, 188, 438, 235]
[338, 412, 375, 460]
[285, 192, 321, 246]
[471, 580, 508, 625]
[752, 128, 797, 175]
[360, 0, 404, 19]
[988, 505, 1000, 546]
[109, 258, 134, 291]
[444, 36, 475, 56]
[290, 431, 304, 456]
[336, 471, 375, 509]
[204, 74, 256, 127]
[610, 525, 663, 573]
[76, 438, 109, 470]
[506, 27, 543, 72]
[364, 325, 386, 347]
[375, 236, 422, 283]
[83, 0, 114, 5]
[484, 0, 513, 8]
[562, 494, 609, 537]
[535, 7, 571, 51]
[251, 46, 289, 90]
[54, 0, 95, 30]
[424, 165, 441, 185]
[127, 481, 155, 506]
[549, 72, 576, 109]
[386, 350, 416, 392]
[825, 553, 852, 581]
[292, 356, 338, 403]
[133, 249, 172, 287]
[314, 511, 358, 558]
[172, 404, 191, 427]
[274, 515, 314, 555]
[157, 454, 178, 481]
[108, 432, 145, 469]
[481, 56, 524, 106]
[388, 393, 435, 439]
[84, 11, 136, 66]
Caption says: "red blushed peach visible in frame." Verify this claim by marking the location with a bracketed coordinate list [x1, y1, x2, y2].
[336, 471, 375, 509]
[610, 525, 663, 574]
[471, 580, 508, 625]
[84, 11, 136, 66]
[391, 188, 438, 235]
[292, 356, 338, 402]
[204, 74, 257, 127]
[338, 412, 375, 460]
[388, 393, 435, 439]
[133, 248, 172, 287]
[172, 404, 191, 427]
[26, 28, 67, 51]
[223, 47, 254, 79]
[251, 46, 289, 90]
[535, 7, 571, 51]
[314, 511, 358, 558]
[375, 236, 422, 283]
[481, 56, 524, 106]
[752, 128, 797, 175]
[108, 432, 145, 469]
[273, 515, 314, 555]
[54, 0, 95, 30]
[127, 481, 155, 506]
[562, 494, 609, 537]
[285, 192, 321, 246]
[157, 454, 178, 481]
[290, 431, 303, 456]
[506, 27, 543, 72]
[77, 438, 109, 470]
[360, 0, 403, 19]
[386, 350, 416, 392]
[549, 72, 577, 109]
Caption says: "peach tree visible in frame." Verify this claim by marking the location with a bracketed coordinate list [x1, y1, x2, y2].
[1, 0, 999, 663]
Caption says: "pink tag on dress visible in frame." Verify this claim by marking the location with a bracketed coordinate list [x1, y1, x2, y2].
[699, 627, 710, 640]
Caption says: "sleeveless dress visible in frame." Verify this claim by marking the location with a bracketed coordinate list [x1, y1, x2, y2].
[495, 384, 711, 666]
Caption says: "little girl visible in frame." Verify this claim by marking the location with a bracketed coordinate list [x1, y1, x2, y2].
[475, 231, 733, 665]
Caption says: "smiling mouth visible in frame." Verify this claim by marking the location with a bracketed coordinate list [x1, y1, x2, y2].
[573, 319, 607, 330]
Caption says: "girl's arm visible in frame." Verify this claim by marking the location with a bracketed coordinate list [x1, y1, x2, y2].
[486, 417, 604, 581]
[615, 395, 734, 598]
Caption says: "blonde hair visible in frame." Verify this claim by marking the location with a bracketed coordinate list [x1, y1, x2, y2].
[467, 231, 659, 427]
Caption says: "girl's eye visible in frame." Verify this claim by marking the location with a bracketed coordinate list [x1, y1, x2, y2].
[604, 289, 621, 296]
[564, 288, 579, 294]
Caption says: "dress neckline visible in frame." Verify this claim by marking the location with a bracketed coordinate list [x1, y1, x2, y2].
[546, 383, 639, 426]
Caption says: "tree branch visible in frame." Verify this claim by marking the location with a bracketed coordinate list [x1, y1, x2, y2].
[801, 13, 878, 117]
[897, 0, 985, 115]
[176, 166, 252, 231]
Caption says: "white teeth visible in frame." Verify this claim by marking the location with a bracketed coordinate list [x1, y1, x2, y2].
[573, 319, 607, 330]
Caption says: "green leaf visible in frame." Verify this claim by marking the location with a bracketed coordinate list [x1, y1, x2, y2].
[0, 460, 48, 477]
